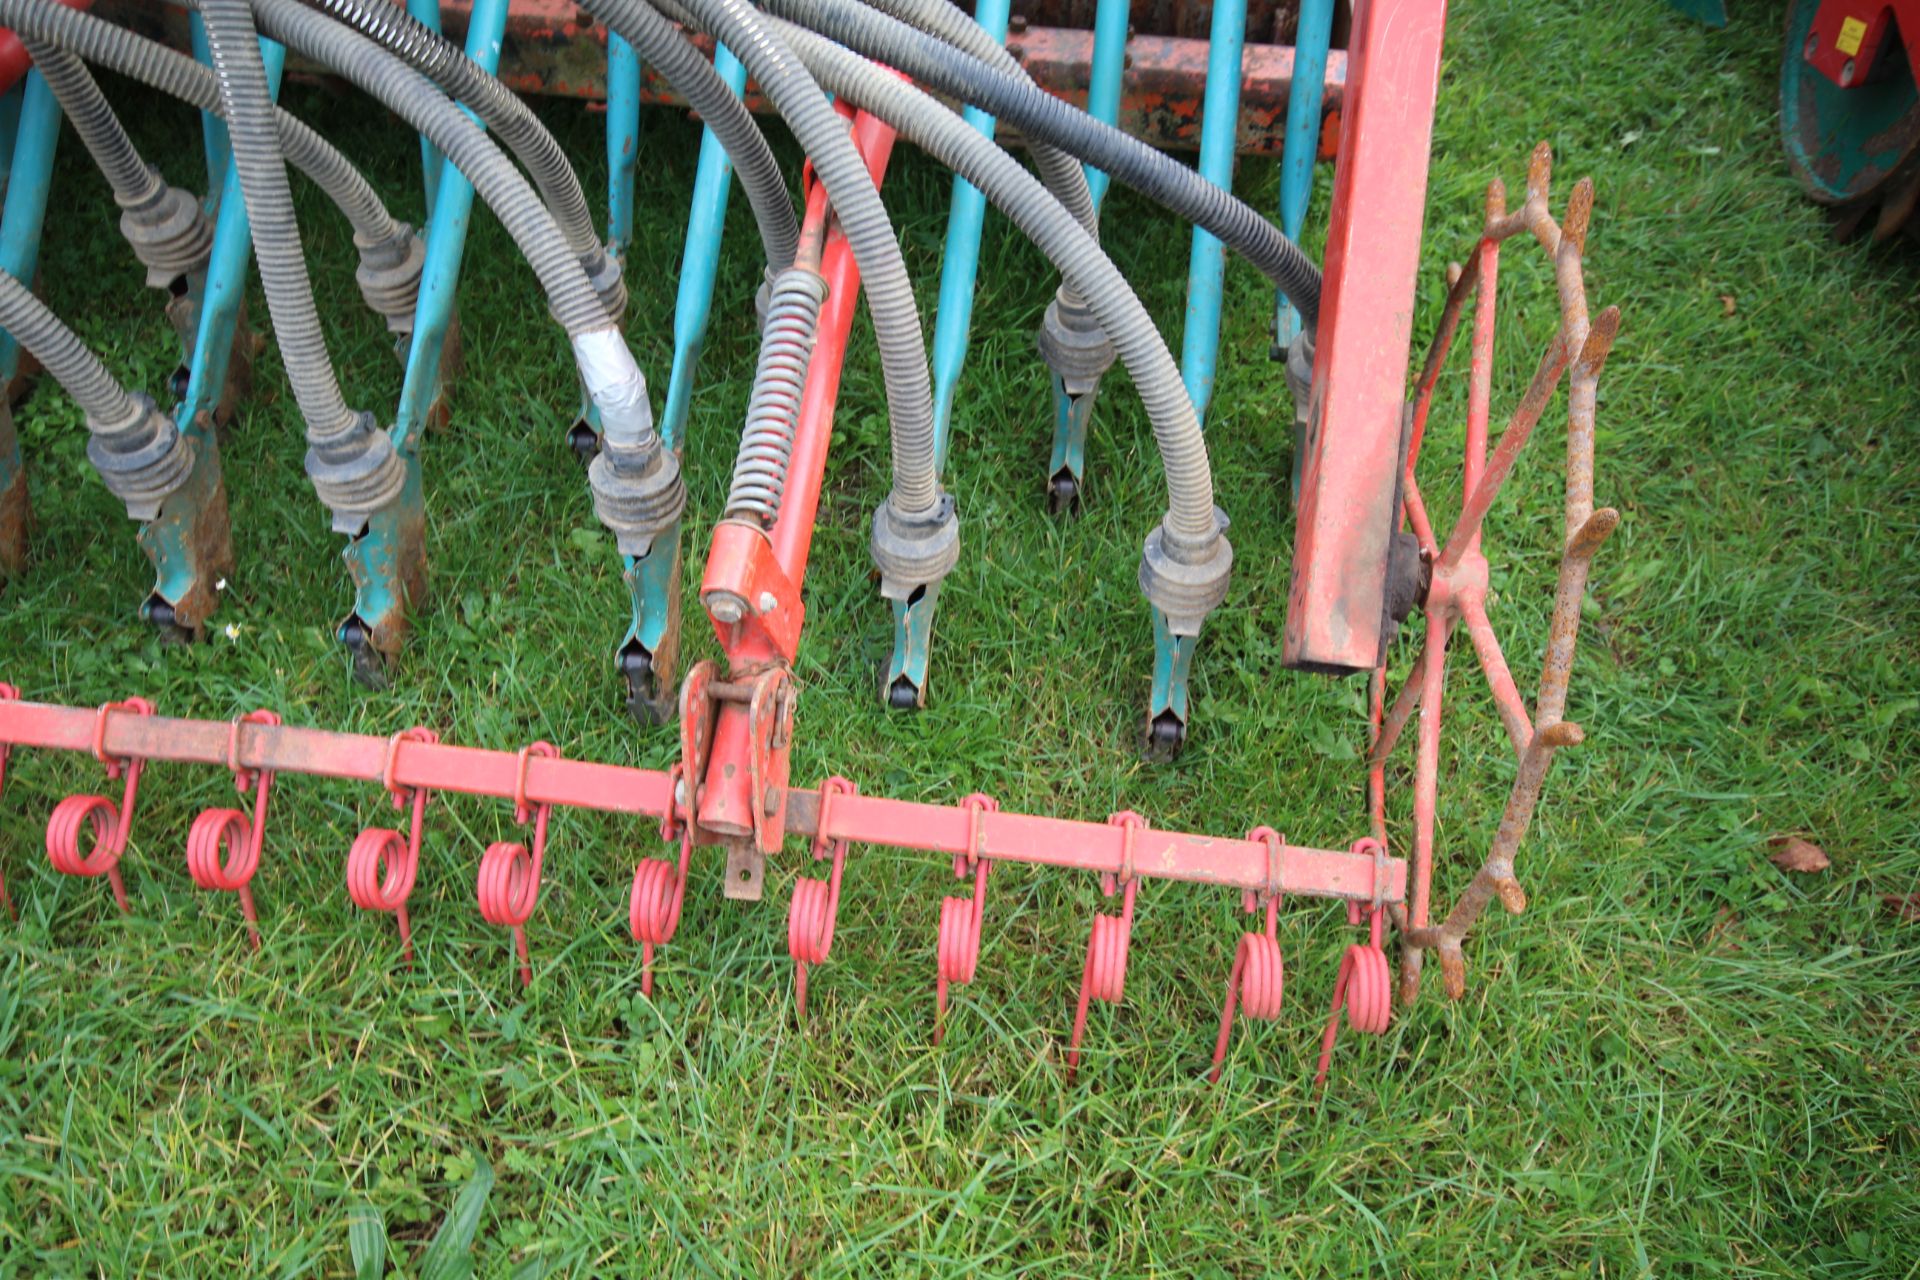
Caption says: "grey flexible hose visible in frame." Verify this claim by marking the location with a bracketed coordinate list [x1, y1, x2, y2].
[0, 268, 193, 519]
[251, 0, 616, 338]
[252, 0, 680, 542]
[296, 0, 627, 317]
[580, 0, 798, 272]
[21, 38, 157, 204]
[599, 0, 940, 519]
[0, 1, 417, 308]
[726, 264, 826, 522]
[755, 0, 1322, 327]
[828, 0, 1096, 237]
[19, 37, 214, 291]
[199, 0, 367, 456]
[773, 21, 1222, 558]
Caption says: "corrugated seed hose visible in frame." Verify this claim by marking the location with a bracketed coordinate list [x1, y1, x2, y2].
[772, 20, 1223, 557]
[0, 0, 421, 330]
[759, 0, 1323, 328]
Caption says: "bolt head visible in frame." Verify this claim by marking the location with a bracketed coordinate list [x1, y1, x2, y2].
[1841, 57, 1857, 86]
[757, 592, 778, 614]
[707, 591, 747, 624]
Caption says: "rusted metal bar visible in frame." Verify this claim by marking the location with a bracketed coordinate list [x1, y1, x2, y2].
[89, 0, 1345, 155]
[0, 695, 1408, 903]
[1375, 144, 1621, 1006]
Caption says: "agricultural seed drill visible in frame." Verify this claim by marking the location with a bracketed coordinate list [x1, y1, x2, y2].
[0, 0, 1616, 1082]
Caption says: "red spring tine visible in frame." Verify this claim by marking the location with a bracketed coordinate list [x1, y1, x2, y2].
[788, 775, 857, 1022]
[934, 792, 997, 1044]
[1066, 811, 1146, 1082]
[1316, 838, 1395, 1086]
[1208, 826, 1287, 1084]
[185, 709, 282, 950]
[631, 762, 693, 998]
[45, 697, 156, 914]
[345, 727, 438, 966]
[477, 741, 558, 988]
[0, 682, 18, 921]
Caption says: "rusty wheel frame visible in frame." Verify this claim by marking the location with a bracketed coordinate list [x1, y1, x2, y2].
[1370, 144, 1622, 1006]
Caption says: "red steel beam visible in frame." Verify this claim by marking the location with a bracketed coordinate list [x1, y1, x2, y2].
[0, 696, 1407, 902]
[1282, 0, 1447, 673]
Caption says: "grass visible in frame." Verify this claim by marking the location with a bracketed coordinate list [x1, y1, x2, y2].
[1, 0, 1917, 1272]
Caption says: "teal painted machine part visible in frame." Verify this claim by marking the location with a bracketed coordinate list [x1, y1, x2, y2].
[1147, 610, 1198, 739]
[138, 39, 284, 629]
[1083, 0, 1129, 210]
[1780, 0, 1920, 205]
[0, 83, 19, 182]
[928, 0, 1010, 473]
[1041, 0, 1127, 502]
[1178, 0, 1245, 430]
[343, 0, 508, 650]
[188, 13, 232, 196]
[606, 32, 641, 254]
[884, 584, 941, 709]
[0, 72, 60, 386]
[657, 42, 746, 454]
[405, 0, 447, 214]
[620, 47, 749, 718]
[1273, 0, 1332, 352]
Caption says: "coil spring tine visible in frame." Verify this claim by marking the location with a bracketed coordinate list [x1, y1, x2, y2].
[1315, 838, 1395, 1086]
[631, 762, 693, 998]
[346, 727, 437, 966]
[724, 267, 829, 524]
[185, 708, 282, 950]
[788, 775, 856, 1023]
[934, 792, 997, 1045]
[477, 742, 558, 989]
[45, 698, 155, 915]
[1208, 826, 1287, 1084]
[1066, 811, 1147, 1082]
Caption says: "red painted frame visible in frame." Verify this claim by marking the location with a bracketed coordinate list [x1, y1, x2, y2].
[1282, 0, 1448, 674]
[0, 697, 1407, 904]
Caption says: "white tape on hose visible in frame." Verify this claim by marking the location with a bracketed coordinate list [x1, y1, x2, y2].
[571, 328, 654, 448]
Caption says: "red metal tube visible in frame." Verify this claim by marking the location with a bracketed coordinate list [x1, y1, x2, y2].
[0, 697, 1407, 904]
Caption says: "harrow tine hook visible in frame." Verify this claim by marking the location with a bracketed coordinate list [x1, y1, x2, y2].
[185, 709, 282, 950]
[788, 775, 857, 1023]
[1315, 838, 1394, 1086]
[0, 683, 17, 920]
[631, 761, 694, 998]
[1066, 810, 1147, 1082]
[1207, 826, 1286, 1084]
[477, 741, 559, 989]
[45, 697, 156, 915]
[345, 726, 438, 966]
[934, 792, 997, 1045]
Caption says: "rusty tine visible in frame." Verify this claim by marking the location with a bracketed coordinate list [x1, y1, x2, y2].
[1208, 826, 1286, 1084]
[46, 697, 156, 914]
[935, 792, 998, 1044]
[1066, 811, 1146, 1082]
[345, 727, 438, 966]
[477, 741, 559, 988]
[185, 709, 282, 949]
[788, 775, 857, 1022]
[0, 682, 17, 921]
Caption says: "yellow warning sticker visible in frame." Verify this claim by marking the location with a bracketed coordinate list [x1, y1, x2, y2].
[1837, 16, 1868, 58]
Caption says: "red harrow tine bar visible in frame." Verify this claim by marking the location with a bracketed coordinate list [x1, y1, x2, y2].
[1371, 144, 1621, 1008]
[0, 701, 1407, 932]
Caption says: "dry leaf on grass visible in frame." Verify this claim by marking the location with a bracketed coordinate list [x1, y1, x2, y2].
[1720, 294, 1737, 316]
[1882, 894, 1920, 922]
[1767, 835, 1830, 873]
